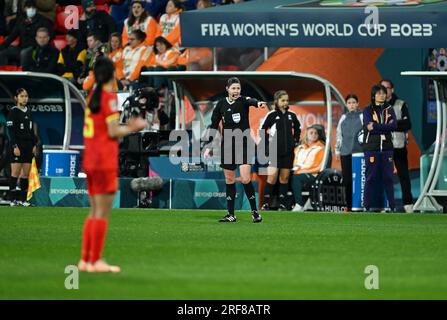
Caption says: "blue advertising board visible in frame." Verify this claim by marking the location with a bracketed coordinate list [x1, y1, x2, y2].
[181, 0, 447, 48]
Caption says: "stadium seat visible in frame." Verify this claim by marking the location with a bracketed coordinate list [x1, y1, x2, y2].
[219, 65, 240, 71]
[11, 37, 20, 47]
[55, 6, 68, 34]
[0, 66, 23, 71]
[0, 35, 20, 47]
[96, 5, 111, 13]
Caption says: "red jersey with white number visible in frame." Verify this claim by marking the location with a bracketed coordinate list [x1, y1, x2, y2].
[83, 91, 120, 171]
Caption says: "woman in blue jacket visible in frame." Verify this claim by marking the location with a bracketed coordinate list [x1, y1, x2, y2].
[362, 84, 397, 212]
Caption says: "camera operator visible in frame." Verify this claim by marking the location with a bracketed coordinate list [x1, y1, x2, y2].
[121, 86, 169, 130]
[142, 101, 169, 131]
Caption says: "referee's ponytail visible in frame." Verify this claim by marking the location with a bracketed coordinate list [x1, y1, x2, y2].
[89, 57, 115, 114]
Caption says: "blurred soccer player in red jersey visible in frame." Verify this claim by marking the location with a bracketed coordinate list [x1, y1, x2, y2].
[78, 57, 146, 273]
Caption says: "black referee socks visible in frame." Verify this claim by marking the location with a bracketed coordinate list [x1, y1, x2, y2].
[226, 183, 236, 215]
[9, 176, 18, 201]
[19, 178, 29, 202]
[279, 183, 289, 206]
[262, 182, 274, 205]
[243, 182, 257, 211]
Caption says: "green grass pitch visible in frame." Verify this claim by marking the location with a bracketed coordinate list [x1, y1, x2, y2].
[1, 207, 447, 299]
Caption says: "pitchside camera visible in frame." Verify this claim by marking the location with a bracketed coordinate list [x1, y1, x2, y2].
[121, 86, 159, 120]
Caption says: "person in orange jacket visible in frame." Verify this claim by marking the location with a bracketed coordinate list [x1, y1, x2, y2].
[141, 36, 178, 90]
[291, 125, 325, 212]
[107, 32, 124, 82]
[116, 29, 151, 90]
[156, 0, 183, 49]
[176, 48, 188, 71]
[122, 0, 160, 47]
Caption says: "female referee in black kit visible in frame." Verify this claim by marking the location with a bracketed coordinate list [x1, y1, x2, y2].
[6, 88, 38, 207]
[259, 90, 301, 211]
[204, 77, 267, 223]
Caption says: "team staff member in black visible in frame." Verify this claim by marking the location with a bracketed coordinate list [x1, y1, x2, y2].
[380, 79, 414, 213]
[260, 90, 301, 211]
[6, 88, 38, 207]
[204, 77, 267, 223]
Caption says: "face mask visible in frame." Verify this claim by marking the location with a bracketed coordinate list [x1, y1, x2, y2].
[26, 8, 36, 18]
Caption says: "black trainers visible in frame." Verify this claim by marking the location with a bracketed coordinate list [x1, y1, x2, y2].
[219, 213, 237, 222]
[278, 204, 287, 211]
[252, 210, 262, 223]
[261, 203, 269, 211]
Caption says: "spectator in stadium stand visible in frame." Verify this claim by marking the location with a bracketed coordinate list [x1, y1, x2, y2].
[2, 0, 20, 35]
[22, 27, 59, 73]
[334, 93, 363, 212]
[362, 84, 397, 212]
[291, 125, 325, 212]
[380, 79, 414, 213]
[259, 90, 301, 212]
[1, 0, 56, 32]
[79, 0, 118, 45]
[203, 77, 267, 223]
[0, 0, 53, 67]
[157, 0, 184, 49]
[141, 35, 179, 90]
[107, 32, 125, 82]
[78, 32, 105, 90]
[142, 0, 168, 20]
[57, 29, 87, 84]
[109, 0, 128, 32]
[0, 2, 5, 36]
[110, 0, 166, 33]
[35, 0, 57, 22]
[7, 88, 39, 207]
[117, 29, 150, 90]
[122, 0, 160, 47]
[178, 0, 199, 10]
[196, 0, 213, 9]
[78, 57, 146, 273]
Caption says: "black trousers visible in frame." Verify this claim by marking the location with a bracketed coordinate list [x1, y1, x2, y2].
[393, 147, 413, 205]
[340, 154, 352, 209]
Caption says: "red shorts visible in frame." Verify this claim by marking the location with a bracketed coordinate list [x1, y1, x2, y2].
[85, 169, 118, 196]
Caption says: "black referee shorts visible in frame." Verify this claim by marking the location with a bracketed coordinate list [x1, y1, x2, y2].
[11, 140, 34, 164]
[219, 140, 256, 171]
[270, 153, 294, 169]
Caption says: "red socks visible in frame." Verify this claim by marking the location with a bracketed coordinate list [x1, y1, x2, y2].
[89, 218, 108, 264]
[81, 217, 108, 264]
[81, 218, 94, 262]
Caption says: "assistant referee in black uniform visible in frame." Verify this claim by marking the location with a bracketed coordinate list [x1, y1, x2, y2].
[204, 77, 267, 223]
[6, 88, 38, 206]
[260, 90, 301, 211]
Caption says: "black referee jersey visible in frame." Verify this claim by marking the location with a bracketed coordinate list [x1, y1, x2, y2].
[6, 106, 37, 147]
[207, 96, 260, 168]
[260, 107, 301, 156]
[209, 96, 259, 138]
